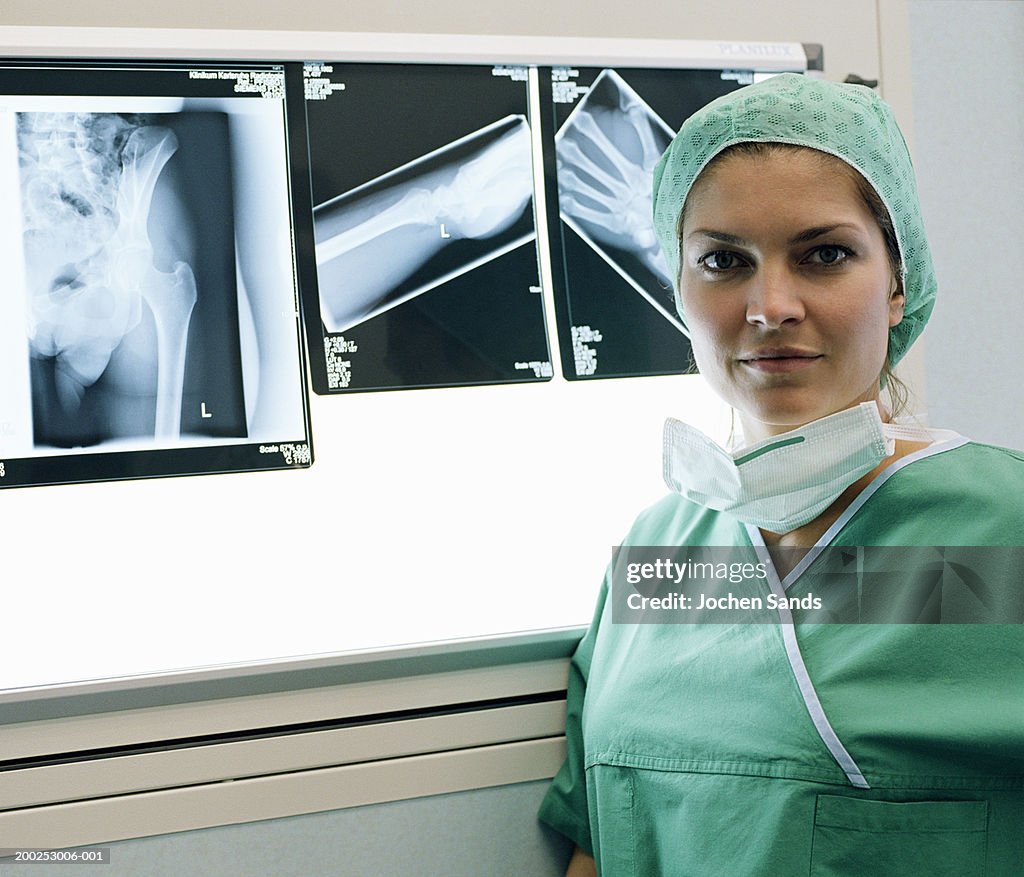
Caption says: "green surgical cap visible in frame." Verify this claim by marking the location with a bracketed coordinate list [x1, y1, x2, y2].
[652, 72, 935, 365]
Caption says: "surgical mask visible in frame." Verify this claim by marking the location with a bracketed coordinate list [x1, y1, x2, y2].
[663, 402, 914, 534]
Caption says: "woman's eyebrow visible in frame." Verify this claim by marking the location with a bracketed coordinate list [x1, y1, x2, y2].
[687, 223, 866, 246]
[788, 223, 862, 244]
[686, 229, 748, 245]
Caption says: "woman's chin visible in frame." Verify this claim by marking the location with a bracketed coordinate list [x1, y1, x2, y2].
[736, 397, 871, 439]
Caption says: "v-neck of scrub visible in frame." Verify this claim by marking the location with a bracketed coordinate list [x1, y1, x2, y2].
[744, 430, 970, 592]
[735, 429, 969, 789]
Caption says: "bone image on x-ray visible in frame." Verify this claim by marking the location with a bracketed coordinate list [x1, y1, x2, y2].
[18, 112, 198, 444]
[314, 114, 535, 335]
[556, 69, 685, 334]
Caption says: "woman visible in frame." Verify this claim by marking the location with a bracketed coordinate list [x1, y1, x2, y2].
[539, 74, 1024, 876]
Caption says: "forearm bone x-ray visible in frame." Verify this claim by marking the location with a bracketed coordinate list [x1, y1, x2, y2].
[314, 114, 534, 334]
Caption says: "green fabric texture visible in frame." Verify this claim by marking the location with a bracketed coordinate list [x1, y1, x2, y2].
[651, 72, 936, 366]
[538, 441, 1024, 875]
[809, 797, 989, 877]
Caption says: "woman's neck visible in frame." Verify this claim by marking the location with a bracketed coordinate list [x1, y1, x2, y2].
[759, 437, 932, 576]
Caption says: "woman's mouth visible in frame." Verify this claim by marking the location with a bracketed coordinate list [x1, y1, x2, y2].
[739, 348, 823, 373]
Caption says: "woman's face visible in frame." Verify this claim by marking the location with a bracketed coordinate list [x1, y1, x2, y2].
[678, 148, 904, 441]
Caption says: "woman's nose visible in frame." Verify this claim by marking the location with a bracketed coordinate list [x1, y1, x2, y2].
[745, 264, 805, 329]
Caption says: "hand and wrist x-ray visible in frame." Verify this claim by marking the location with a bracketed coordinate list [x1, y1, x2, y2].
[555, 69, 685, 334]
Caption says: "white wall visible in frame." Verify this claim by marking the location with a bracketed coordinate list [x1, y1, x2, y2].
[1, 0, 878, 82]
[908, 0, 1024, 447]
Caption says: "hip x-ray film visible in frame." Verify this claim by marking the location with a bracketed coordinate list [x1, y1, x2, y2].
[0, 60, 313, 489]
[543, 66, 755, 380]
[302, 62, 552, 393]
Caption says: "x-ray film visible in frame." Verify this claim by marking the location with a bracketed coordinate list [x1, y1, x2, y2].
[0, 61, 313, 489]
[543, 66, 760, 380]
[302, 63, 552, 393]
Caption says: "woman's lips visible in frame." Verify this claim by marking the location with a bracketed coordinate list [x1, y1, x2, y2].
[739, 349, 823, 373]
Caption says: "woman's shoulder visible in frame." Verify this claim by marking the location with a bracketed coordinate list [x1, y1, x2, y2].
[904, 438, 1024, 482]
[860, 438, 1024, 544]
[622, 492, 744, 547]
[979, 440, 1024, 466]
[952, 438, 1024, 461]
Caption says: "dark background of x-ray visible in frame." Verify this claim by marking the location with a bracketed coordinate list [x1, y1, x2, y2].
[303, 63, 551, 393]
[171, 112, 248, 439]
[545, 66, 748, 380]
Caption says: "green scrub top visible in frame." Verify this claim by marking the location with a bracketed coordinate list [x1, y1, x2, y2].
[539, 439, 1024, 876]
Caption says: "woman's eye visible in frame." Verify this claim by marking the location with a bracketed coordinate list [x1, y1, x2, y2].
[806, 245, 852, 266]
[700, 251, 746, 271]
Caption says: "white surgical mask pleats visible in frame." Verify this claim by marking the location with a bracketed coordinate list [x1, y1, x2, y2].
[663, 402, 898, 534]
